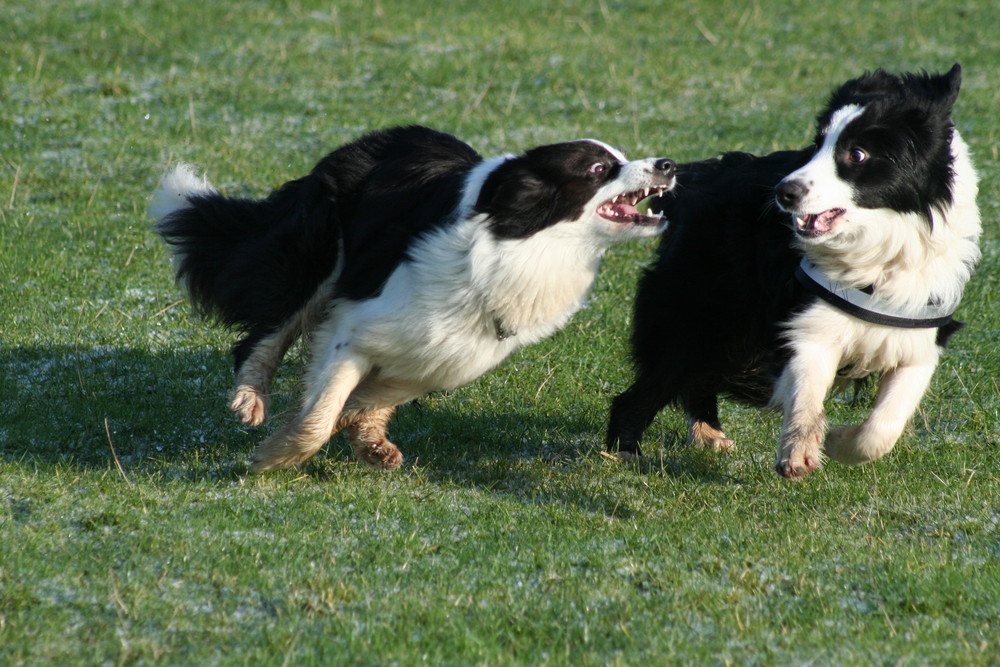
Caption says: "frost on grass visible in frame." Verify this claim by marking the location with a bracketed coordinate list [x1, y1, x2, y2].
[3, 339, 237, 465]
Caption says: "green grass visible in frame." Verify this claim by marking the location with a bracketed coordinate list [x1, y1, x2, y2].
[2, 0, 999, 664]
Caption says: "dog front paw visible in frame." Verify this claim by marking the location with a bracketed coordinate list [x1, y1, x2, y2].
[231, 385, 268, 426]
[251, 420, 332, 472]
[775, 432, 824, 479]
[774, 456, 821, 479]
[825, 425, 894, 465]
[250, 435, 304, 473]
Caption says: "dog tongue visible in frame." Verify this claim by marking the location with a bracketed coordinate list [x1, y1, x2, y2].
[599, 201, 639, 220]
[613, 201, 639, 217]
[801, 209, 842, 233]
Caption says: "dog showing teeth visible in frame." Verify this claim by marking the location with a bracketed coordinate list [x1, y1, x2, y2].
[152, 126, 677, 471]
[599, 179, 673, 224]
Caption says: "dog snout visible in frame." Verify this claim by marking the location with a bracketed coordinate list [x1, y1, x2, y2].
[775, 179, 808, 209]
[654, 158, 676, 178]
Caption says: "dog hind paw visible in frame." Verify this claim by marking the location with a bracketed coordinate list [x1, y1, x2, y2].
[695, 436, 735, 453]
[352, 439, 403, 470]
[689, 421, 736, 453]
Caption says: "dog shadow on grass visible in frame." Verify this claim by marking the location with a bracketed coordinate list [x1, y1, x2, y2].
[375, 400, 749, 515]
[3, 345, 743, 514]
[1, 345, 256, 474]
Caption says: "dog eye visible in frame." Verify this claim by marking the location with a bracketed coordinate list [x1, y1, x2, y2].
[587, 162, 609, 176]
[847, 148, 868, 164]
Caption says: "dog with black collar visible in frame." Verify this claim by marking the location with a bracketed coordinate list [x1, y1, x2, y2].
[607, 65, 981, 478]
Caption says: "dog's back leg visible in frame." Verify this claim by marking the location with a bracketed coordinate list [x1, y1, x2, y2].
[607, 371, 679, 457]
[824, 362, 937, 465]
[230, 276, 337, 426]
[342, 406, 402, 470]
[231, 321, 302, 426]
[250, 336, 371, 472]
[682, 394, 734, 452]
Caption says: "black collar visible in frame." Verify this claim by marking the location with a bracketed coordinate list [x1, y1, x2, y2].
[794, 258, 957, 329]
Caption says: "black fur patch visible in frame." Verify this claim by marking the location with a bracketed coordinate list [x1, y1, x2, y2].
[476, 140, 622, 238]
[158, 126, 481, 332]
[818, 65, 962, 222]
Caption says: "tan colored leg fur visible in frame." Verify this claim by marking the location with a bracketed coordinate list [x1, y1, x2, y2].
[343, 406, 402, 470]
[688, 419, 735, 452]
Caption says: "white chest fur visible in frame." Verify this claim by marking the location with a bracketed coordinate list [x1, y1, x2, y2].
[335, 216, 607, 399]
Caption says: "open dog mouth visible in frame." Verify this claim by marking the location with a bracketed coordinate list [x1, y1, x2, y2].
[598, 185, 672, 225]
[794, 208, 845, 237]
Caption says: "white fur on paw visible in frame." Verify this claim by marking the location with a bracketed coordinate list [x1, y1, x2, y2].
[230, 386, 268, 426]
[775, 441, 824, 479]
[824, 425, 869, 464]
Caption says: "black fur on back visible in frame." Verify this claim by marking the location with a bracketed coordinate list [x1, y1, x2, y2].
[635, 151, 813, 400]
[606, 150, 815, 452]
[156, 126, 482, 367]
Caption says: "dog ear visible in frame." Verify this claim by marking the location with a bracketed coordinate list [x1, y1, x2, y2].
[475, 160, 561, 238]
[899, 63, 962, 111]
[830, 65, 963, 112]
[935, 62, 962, 109]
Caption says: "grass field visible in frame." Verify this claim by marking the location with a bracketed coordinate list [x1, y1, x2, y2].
[2, 0, 998, 664]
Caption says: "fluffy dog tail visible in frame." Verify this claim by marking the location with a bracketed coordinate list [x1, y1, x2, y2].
[151, 163, 341, 333]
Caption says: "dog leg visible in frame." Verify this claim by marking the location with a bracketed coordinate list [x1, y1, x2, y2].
[231, 321, 301, 426]
[607, 374, 679, 458]
[231, 276, 336, 426]
[342, 406, 402, 470]
[825, 363, 936, 465]
[688, 420, 735, 452]
[683, 394, 734, 452]
[251, 340, 370, 472]
[773, 344, 839, 478]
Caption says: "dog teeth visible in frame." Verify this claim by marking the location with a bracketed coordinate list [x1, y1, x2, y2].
[610, 185, 669, 209]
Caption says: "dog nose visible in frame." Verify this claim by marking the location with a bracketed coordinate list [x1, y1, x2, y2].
[654, 158, 676, 177]
[776, 179, 807, 209]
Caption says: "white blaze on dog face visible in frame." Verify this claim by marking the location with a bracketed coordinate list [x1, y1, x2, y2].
[777, 104, 866, 238]
[581, 138, 628, 164]
[797, 103, 867, 197]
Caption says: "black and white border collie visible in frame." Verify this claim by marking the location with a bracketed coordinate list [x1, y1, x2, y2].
[607, 65, 981, 478]
[152, 125, 676, 471]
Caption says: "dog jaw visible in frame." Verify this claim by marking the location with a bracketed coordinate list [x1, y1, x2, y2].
[590, 158, 675, 238]
[596, 186, 670, 226]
